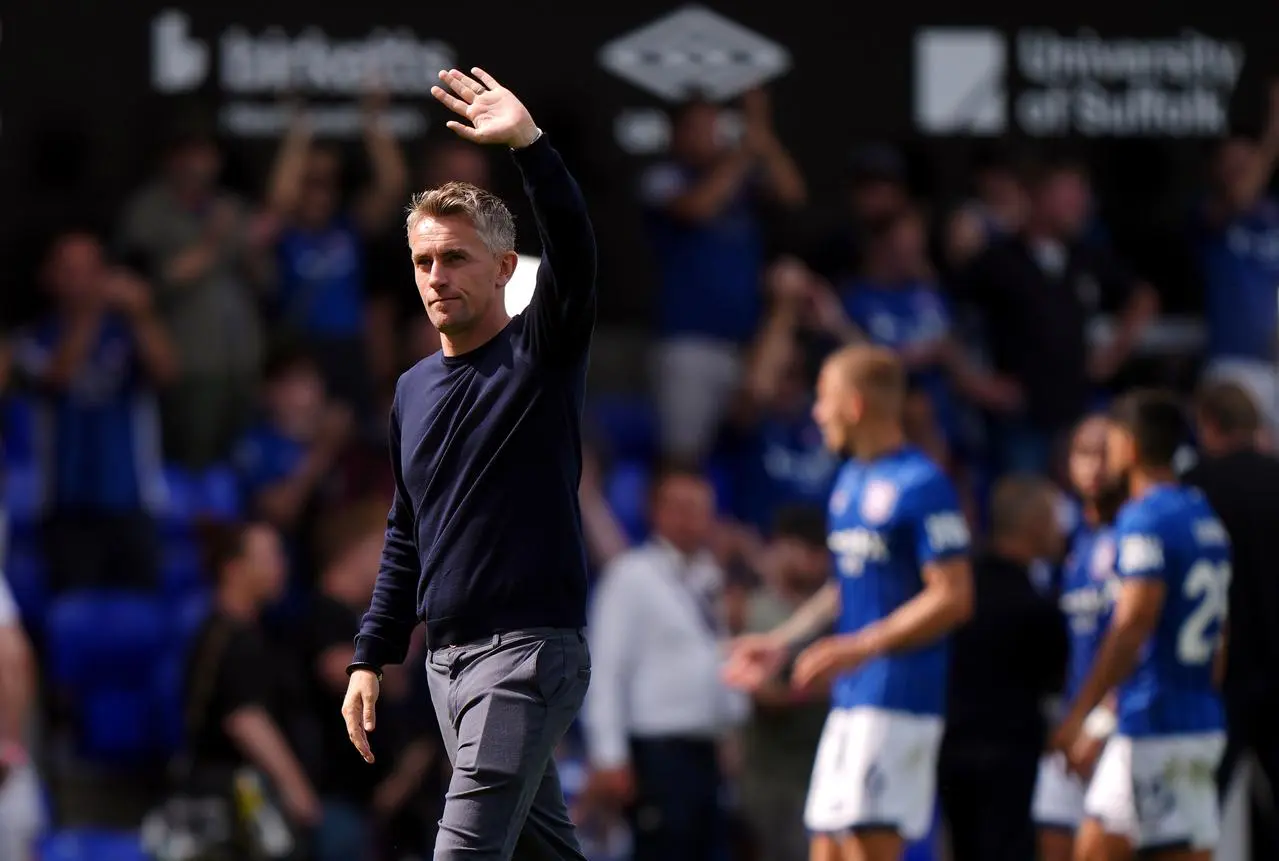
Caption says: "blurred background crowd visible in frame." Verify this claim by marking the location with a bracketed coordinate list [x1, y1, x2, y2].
[1, 5, 1279, 861]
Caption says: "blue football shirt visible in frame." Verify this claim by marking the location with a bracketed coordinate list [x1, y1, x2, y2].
[826, 446, 970, 716]
[1197, 198, 1279, 362]
[1059, 523, 1118, 701]
[1112, 484, 1229, 737]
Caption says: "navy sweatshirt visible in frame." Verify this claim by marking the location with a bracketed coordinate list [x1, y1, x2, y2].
[352, 134, 596, 664]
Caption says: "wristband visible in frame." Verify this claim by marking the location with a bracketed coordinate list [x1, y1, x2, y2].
[1083, 706, 1117, 740]
[346, 663, 383, 682]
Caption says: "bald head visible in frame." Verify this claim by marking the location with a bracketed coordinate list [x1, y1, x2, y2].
[989, 474, 1063, 561]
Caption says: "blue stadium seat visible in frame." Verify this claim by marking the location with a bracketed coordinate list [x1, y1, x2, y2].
[46, 592, 168, 689]
[199, 464, 243, 521]
[5, 460, 42, 531]
[2, 396, 35, 465]
[160, 537, 205, 597]
[588, 395, 658, 463]
[171, 589, 210, 644]
[39, 828, 147, 861]
[604, 460, 649, 544]
[4, 543, 47, 627]
[150, 647, 187, 756]
[159, 465, 198, 536]
[81, 687, 155, 761]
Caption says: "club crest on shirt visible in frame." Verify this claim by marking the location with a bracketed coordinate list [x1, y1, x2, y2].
[860, 479, 898, 524]
[830, 487, 851, 516]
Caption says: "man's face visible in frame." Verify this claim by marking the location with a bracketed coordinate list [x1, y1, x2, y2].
[672, 102, 723, 167]
[243, 524, 287, 603]
[1036, 171, 1091, 237]
[1213, 139, 1259, 208]
[410, 214, 515, 336]
[267, 364, 325, 437]
[298, 149, 340, 227]
[167, 142, 220, 198]
[652, 475, 716, 552]
[1100, 423, 1136, 505]
[45, 234, 106, 306]
[1069, 418, 1109, 501]
[772, 536, 830, 593]
[813, 363, 857, 455]
[851, 179, 908, 224]
[423, 144, 491, 189]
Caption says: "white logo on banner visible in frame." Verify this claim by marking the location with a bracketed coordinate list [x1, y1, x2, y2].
[914, 27, 1245, 138]
[152, 10, 210, 93]
[147, 9, 453, 138]
[914, 29, 1008, 134]
[600, 5, 791, 154]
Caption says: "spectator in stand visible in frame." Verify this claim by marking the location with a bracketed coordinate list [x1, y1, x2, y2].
[838, 206, 1022, 465]
[183, 521, 320, 853]
[301, 501, 438, 861]
[642, 89, 806, 462]
[1184, 381, 1279, 859]
[232, 345, 352, 589]
[939, 475, 1068, 861]
[958, 158, 1158, 476]
[264, 93, 408, 427]
[737, 506, 831, 861]
[118, 131, 273, 468]
[805, 144, 912, 284]
[717, 258, 843, 537]
[1195, 82, 1279, 433]
[582, 464, 747, 861]
[0, 568, 40, 861]
[944, 145, 1029, 271]
[13, 231, 177, 592]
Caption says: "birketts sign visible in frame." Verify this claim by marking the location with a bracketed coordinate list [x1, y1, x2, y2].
[149, 8, 453, 138]
[914, 27, 1245, 137]
[599, 5, 792, 154]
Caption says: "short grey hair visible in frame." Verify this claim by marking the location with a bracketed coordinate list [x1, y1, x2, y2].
[405, 181, 516, 254]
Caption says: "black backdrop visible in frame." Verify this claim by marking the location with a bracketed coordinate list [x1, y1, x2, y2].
[2, 1, 1277, 325]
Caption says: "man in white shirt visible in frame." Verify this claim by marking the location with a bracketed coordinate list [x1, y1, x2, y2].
[582, 464, 747, 861]
[0, 554, 42, 861]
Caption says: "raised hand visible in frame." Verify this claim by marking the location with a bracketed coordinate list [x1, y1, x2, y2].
[431, 67, 540, 149]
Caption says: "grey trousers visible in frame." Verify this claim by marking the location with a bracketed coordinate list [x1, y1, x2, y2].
[426, 628, 591, 861]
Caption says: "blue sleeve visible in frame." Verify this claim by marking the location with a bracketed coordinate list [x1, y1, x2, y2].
[1114, 508, 1168, 583]
[512, 134, 598, 364]
[909, 470, 971, 564]
[352, 386, 422, 670]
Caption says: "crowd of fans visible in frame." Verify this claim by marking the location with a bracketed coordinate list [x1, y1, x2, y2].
[0, 75, 1277, 861]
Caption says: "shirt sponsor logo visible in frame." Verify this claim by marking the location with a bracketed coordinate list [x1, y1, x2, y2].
[829, 528, 889, 577]
[924, 511, 970, 553]
[1119, 534, 1164, 574]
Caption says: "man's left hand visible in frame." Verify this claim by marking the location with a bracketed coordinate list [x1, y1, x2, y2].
[791, 634, 874, 692]
[431, 67, 540, 149]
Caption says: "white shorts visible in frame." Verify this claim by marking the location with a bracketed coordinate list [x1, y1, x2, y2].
[1083, 732, 1225, 851]
[0, 763, 44, 859]
[803, 706, 944, 841]
[1033, 752, 1088, 829]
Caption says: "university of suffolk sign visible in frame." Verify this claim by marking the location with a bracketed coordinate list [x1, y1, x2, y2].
[913, 27, 1247, 138]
